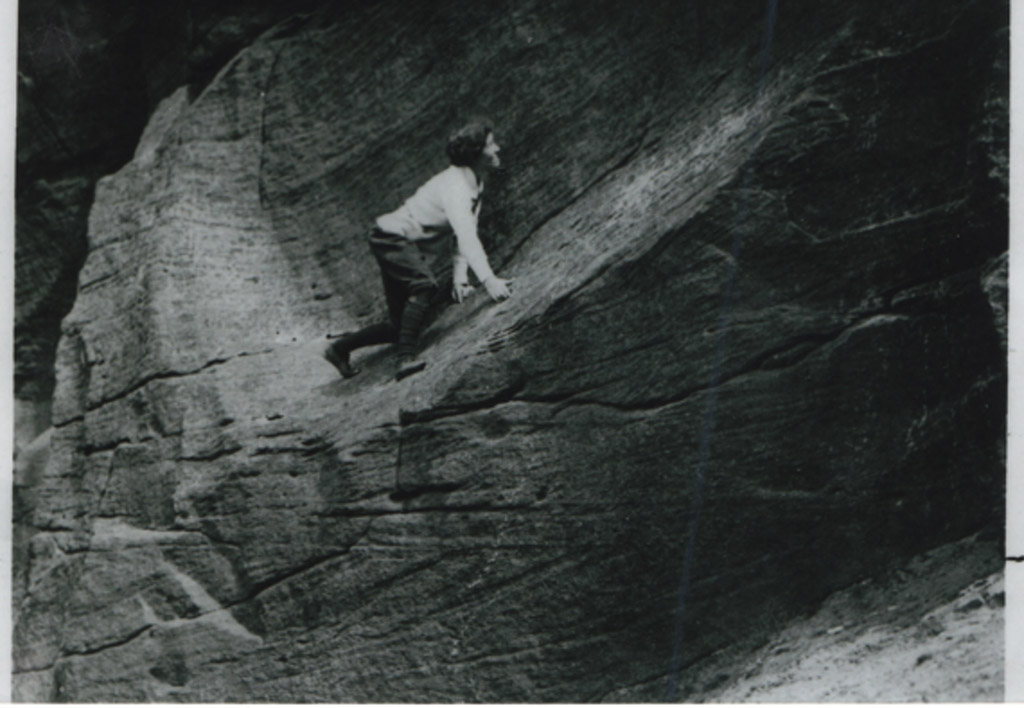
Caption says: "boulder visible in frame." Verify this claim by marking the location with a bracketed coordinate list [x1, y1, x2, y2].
[13, 0, 1006, 701]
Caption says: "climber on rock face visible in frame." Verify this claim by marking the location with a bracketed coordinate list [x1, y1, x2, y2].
[324, 120, 512, 381]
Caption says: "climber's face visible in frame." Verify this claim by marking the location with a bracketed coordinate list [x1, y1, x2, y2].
[481, 132, 501, 169]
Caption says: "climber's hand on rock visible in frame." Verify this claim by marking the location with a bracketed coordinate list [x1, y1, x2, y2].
[484, 276, 512, 302]
[452, 281, 475, 303]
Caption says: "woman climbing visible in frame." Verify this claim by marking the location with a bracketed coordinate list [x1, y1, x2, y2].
[324, 120, 512, 381]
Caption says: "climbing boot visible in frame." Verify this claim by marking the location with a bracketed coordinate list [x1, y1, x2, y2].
[395, 356, 427, 381]
[323, 323, 398, 379]
[323, 342, 359, 378]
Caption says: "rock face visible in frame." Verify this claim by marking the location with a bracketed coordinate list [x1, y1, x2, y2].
[14, 0, 317, 452]
[686, 534, 1004, 702]
[13, 0, 1006, 702]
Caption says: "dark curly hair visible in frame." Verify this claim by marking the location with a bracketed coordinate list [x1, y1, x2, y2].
[446, 120, 494, 167]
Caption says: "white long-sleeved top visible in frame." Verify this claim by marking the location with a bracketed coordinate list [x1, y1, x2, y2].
[375, 165, 495, 285]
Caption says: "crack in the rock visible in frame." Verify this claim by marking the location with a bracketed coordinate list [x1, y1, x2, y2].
[53, 414, 85, 430]
[433, 554, 578, 624]
[47, 549, 370, 659]
[399, 375, 527, 426]
[61, 622, 154, 661]
[250, 442, 332, 457]
[174, 525, 242, 549]
[78, 270, 118, 293]
[811, 8, 971, 83]
[48, 357, 239, 430]
[84, 356, 231, 413]
[309, 552, 457, 642]
[740, 329, 845, 372]
[313, 501, 540, 519]
[238, 348, 275, 358]
[80, 437, 132, 456]
[594, 671, 667, 703]
[226, 522, 375, 609]
[92, 452, 119, 520]
[389, 500, 537, 515]
[498, 122, 653, 273]
[883, 260, 998, 310]
[575, 335, 672, 371]
[401, 309, 912, 425]
[523, 311, 909, 414]
[52, 350, 269, 428]
[843, 197, 968, 237]
[178, 444, 244, 462]
[256, 428, 305, 439]
[389, 481, 463, 502]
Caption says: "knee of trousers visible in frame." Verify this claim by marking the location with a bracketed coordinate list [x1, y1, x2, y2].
[407, 287, 438, 308]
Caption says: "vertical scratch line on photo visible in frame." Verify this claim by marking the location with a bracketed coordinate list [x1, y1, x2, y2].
[665, 0, 778, 701]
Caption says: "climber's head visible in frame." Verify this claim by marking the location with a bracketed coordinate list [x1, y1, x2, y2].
[447, 120, 500, 171]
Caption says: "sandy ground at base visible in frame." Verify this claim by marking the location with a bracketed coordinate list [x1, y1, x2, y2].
[686, 533, 1004, 702]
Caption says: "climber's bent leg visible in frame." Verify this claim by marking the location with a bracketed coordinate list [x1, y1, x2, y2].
[324, 322, 397, 378]
[395, 289, 435, 380]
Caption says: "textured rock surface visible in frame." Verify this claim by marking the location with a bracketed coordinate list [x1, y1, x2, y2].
[682, 533, 1004, 702]
[13, 0, 1006, 701]
[14, 0, 317, 451]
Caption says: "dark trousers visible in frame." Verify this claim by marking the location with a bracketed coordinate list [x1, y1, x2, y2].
[330, 229, 450, 360]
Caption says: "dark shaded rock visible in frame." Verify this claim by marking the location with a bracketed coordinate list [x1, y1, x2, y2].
[13, 0, 1006, 701]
